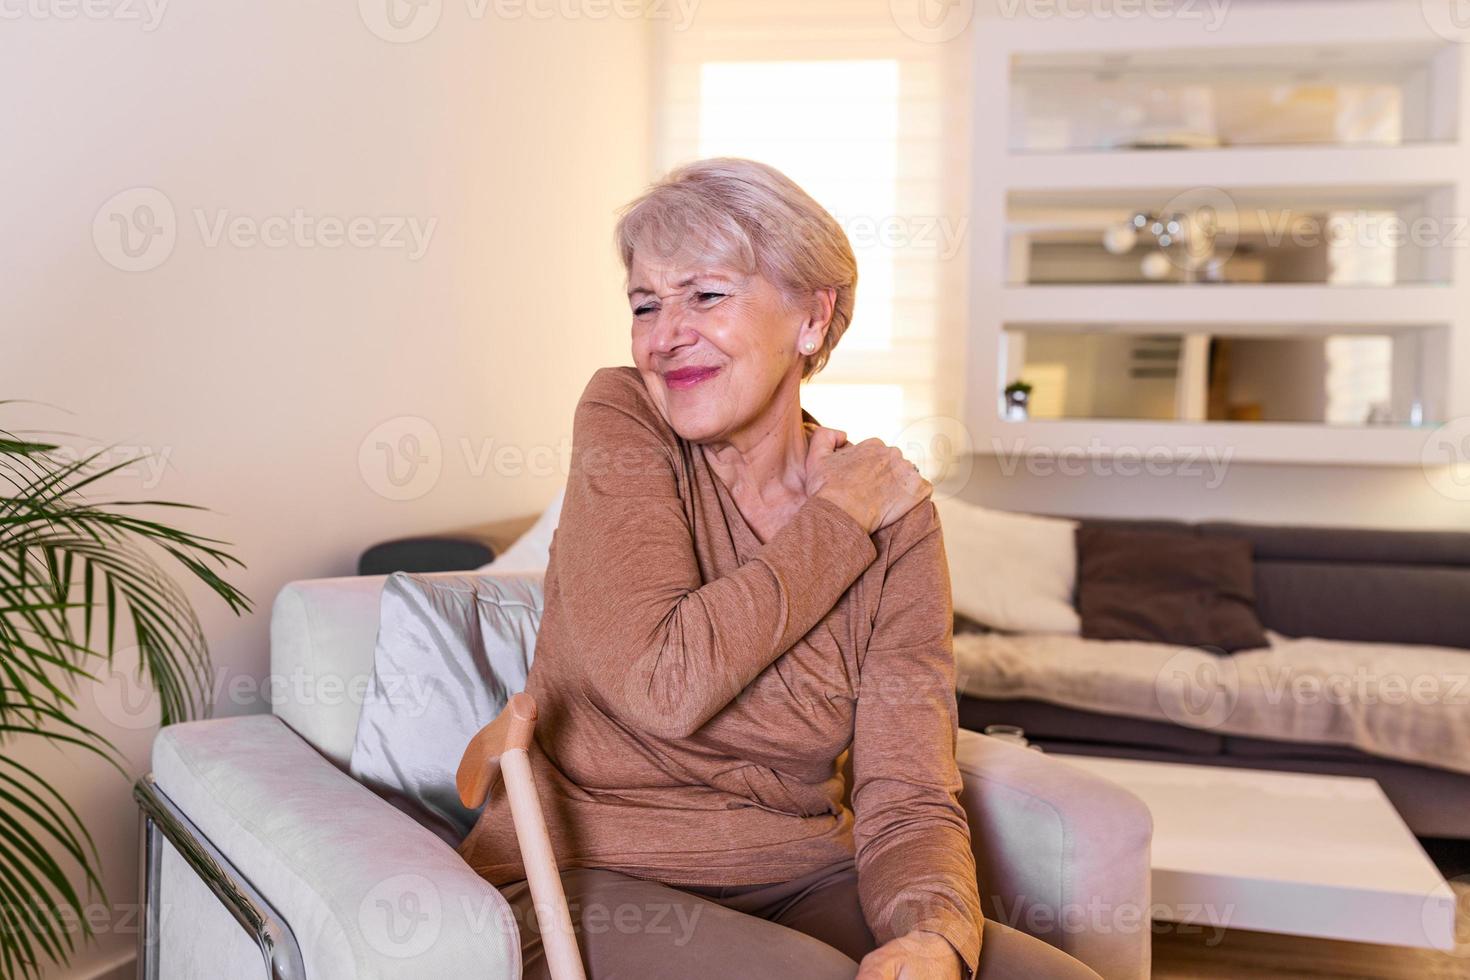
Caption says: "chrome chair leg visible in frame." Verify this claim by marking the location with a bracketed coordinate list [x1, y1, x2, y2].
[137, 808, 161, 980]
[132, 774, 306, 980]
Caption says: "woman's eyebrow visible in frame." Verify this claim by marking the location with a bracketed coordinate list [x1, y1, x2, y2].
[628, 273, 733, 299]
[683, 272, 736, 288]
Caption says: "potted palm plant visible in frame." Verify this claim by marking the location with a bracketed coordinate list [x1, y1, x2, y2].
[1003, 379, 1033, 421]
[0, 410, 249, 979]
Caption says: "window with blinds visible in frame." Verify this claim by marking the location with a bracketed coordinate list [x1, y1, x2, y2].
[650, 0, 972, 462]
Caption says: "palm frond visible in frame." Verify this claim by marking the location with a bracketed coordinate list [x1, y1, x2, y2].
[0, 413, 249, 978]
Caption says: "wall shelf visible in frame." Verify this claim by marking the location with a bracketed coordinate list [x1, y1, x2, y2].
[999, 285, 1457, 329]
[979, 418, 1433, 468]
[966, 2, 1470, 465]
[1002, 145, 1462, 195]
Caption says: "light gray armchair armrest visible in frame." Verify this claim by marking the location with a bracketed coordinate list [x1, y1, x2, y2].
[957, 731, 1153, 980]
[268, 573, 389, 768]
[142, 714, 519, 979]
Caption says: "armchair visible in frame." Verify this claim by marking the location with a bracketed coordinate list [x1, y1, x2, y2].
[135, 570, 1153, 979]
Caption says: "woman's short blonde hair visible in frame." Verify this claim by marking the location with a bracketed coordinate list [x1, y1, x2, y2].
[614, 158, 857, 380]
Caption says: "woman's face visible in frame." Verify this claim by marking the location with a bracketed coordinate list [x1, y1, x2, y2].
[627, 252, 822, 444]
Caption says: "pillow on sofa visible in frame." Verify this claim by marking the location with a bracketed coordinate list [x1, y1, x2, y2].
[1075, 526, 1267, 652]
[934, 498, 1081, 634]
[349, 571, 543, 846]
[476, 486, 563, 573]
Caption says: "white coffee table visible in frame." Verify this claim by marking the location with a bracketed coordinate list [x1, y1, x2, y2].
[1055, 753, 1459, 950]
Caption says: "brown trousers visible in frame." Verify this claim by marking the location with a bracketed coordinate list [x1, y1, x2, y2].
[499, 859, 1102, 980]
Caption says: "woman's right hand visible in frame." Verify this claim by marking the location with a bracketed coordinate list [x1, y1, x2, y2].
[805, 428, 932, 533]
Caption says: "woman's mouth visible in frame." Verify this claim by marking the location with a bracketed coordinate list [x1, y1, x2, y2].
[663, 366, 721, 390]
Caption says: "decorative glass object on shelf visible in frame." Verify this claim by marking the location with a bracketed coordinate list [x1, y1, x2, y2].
[1007, 190, 1456, 287]
[1009, 41, 1456, 152]
[1001, 328, 1439, 427]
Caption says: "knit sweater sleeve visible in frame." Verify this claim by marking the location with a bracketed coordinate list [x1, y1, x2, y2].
[850, 499, 984, 974]
[554, 367, 878, 740]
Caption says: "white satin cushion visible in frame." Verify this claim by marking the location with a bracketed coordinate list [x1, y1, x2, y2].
[935, 498, 1081, 634]
[349, 571, 544, 846]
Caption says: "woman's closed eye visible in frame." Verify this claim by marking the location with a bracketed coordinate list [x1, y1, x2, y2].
[632, 289, 725, 318]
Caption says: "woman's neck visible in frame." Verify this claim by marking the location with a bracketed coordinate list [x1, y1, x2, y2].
[699, 374, 811, 517]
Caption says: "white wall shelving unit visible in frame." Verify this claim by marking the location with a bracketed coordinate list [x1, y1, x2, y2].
[965, 0, 1470, 466]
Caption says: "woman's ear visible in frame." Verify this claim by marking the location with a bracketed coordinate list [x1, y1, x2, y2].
[797, 287, 838, 353]
[812, 287, 836, 333]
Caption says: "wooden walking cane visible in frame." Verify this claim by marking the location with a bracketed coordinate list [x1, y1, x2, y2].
[458, 692, 587, 980]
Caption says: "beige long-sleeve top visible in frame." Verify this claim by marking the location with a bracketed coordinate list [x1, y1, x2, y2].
[457, 365, 983, 971]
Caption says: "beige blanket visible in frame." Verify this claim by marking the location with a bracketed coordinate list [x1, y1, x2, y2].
[953, 630, 1470, 776]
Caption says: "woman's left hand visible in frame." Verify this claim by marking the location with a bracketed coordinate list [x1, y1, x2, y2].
[855, 930, 964, 979]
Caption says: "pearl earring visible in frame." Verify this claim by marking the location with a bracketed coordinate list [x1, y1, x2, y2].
[803, 341, 816, 353]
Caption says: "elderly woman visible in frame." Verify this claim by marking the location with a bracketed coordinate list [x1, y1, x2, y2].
[458, 159, 1097, 980]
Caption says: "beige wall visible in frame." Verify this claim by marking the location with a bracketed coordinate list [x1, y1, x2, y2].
[1, 4, 651, 976]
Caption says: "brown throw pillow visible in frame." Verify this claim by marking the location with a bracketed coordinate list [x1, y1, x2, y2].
[1075, 526, 1268, 652]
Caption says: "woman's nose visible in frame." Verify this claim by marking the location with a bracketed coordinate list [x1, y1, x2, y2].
[650, 306, 697, 355]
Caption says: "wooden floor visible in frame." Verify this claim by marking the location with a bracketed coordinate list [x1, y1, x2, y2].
[1151, 879, 1470, 979]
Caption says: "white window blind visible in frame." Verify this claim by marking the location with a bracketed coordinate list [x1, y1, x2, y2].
[651, 0, 972, 460]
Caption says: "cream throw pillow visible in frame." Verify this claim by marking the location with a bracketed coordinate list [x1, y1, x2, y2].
[935, 498, 1081, 634]
[476, 486, 564, 574]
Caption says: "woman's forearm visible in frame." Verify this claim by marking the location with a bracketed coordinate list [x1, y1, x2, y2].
[849, 502, 984, 974]
[554, 373, 877, 738]
[592, 497, 873, 737]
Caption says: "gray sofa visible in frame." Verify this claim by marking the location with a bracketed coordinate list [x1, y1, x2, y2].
[958, 518, 1470, 840]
